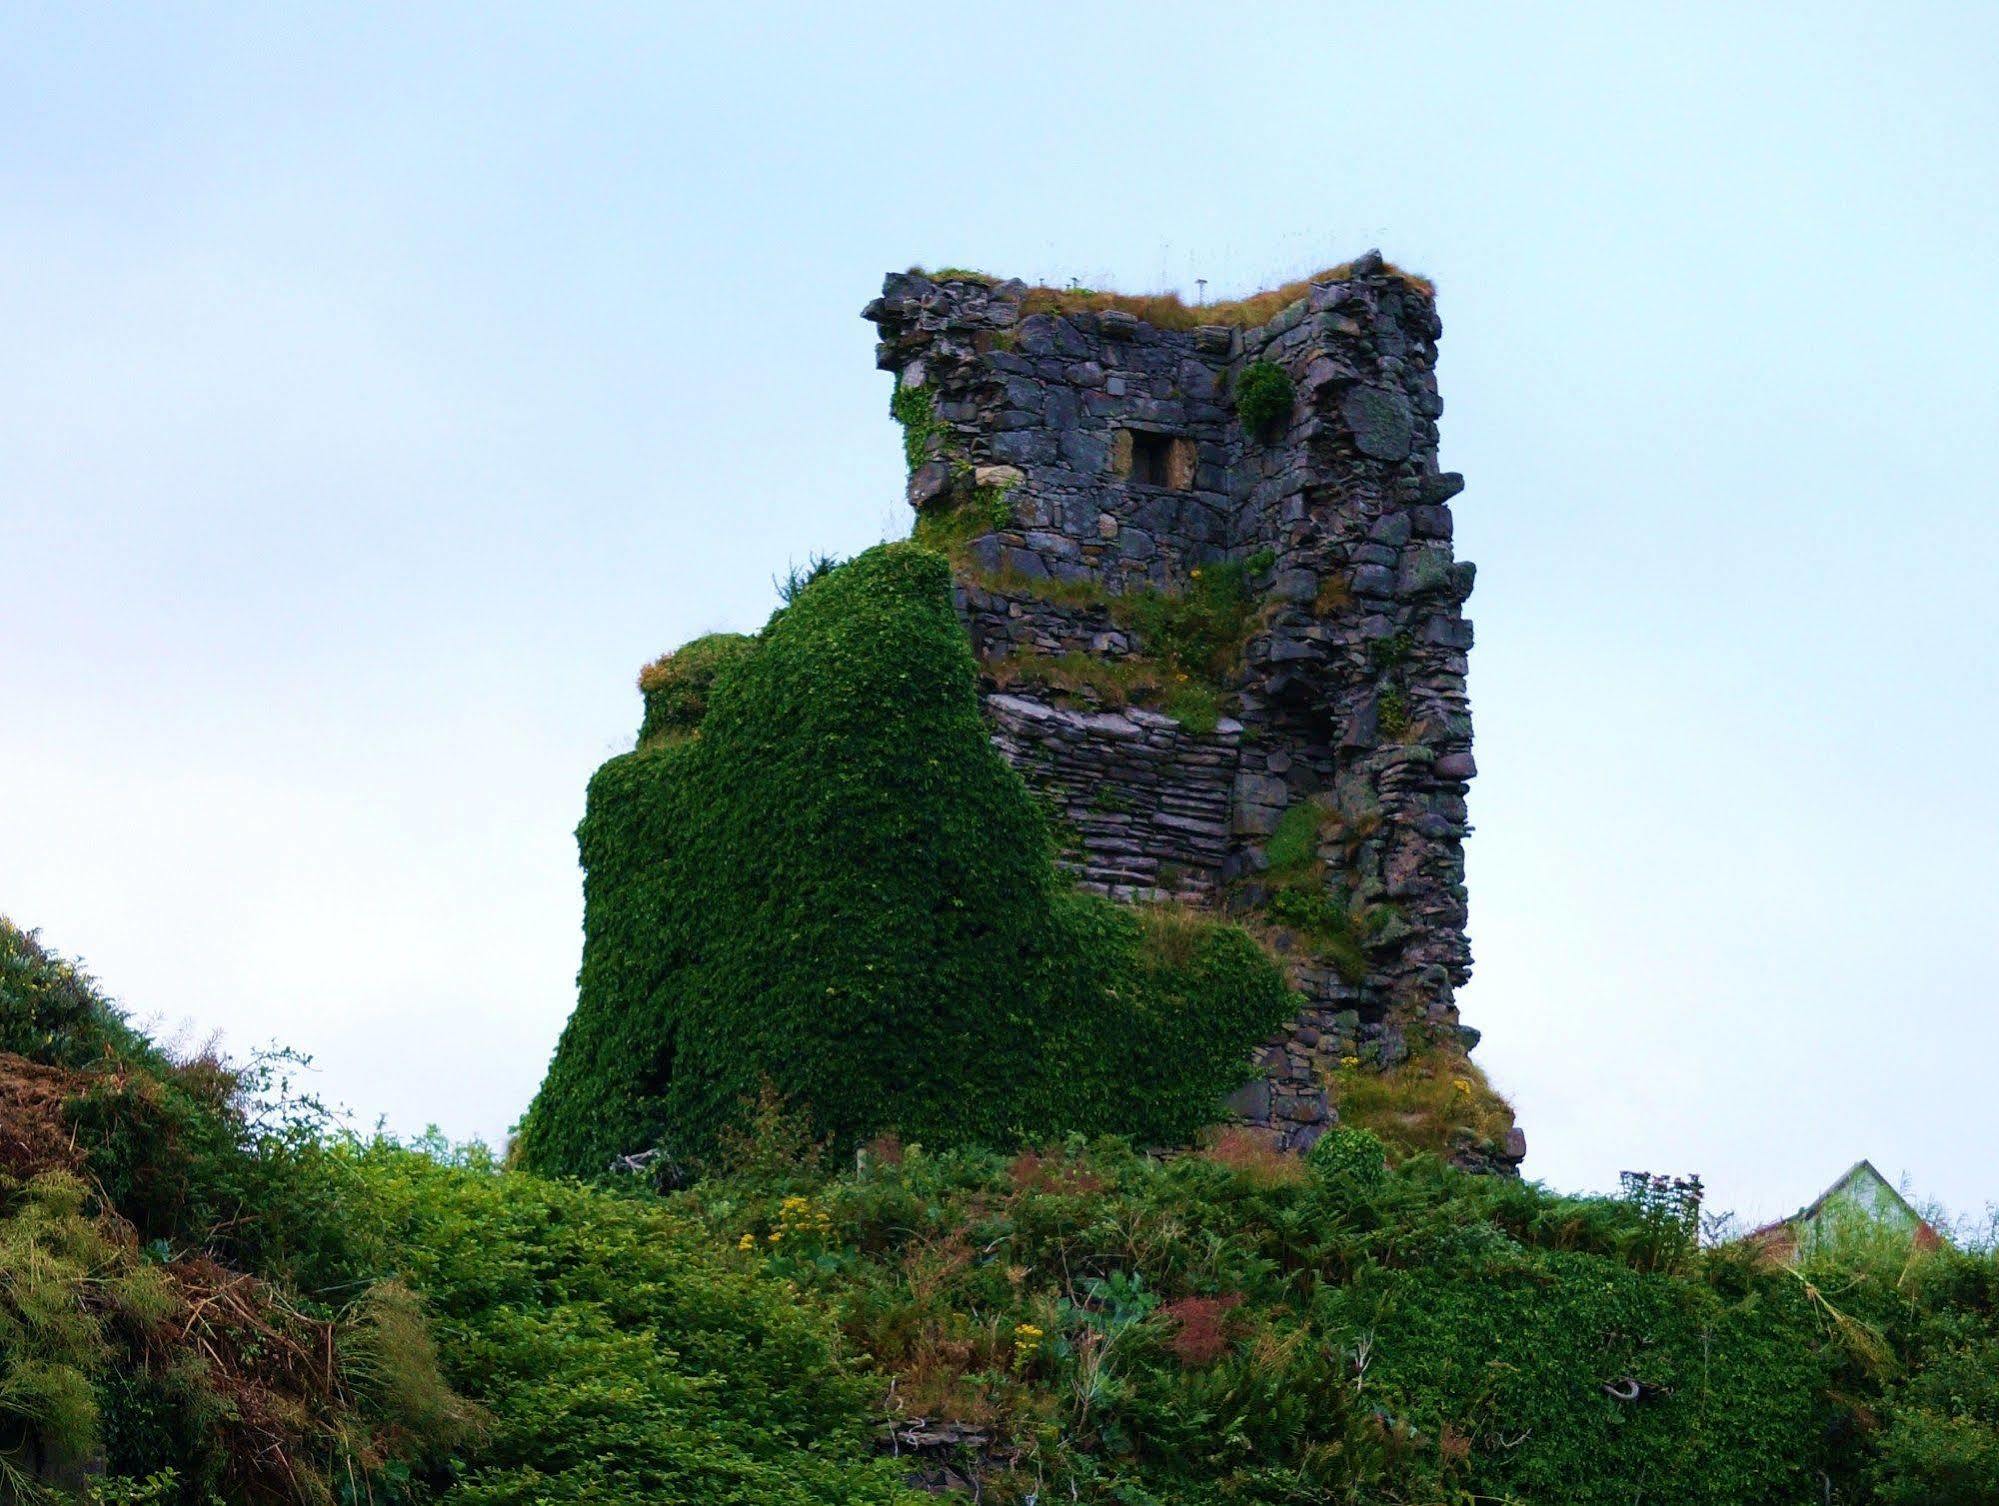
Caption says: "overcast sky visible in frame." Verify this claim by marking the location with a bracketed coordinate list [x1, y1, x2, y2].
[4, 3, 1994, 1228]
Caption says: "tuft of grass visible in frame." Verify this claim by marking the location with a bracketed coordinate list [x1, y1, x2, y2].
[1161, 681, 1223, 735]
[775, 553, 844, 606]
[911, 486, 1014, 564]
[341, 1278, 488, 1456]
[911, 265, 997, 286]
[1264, 799, 1330, 873]
[1133, 902, 1214, 972]
[1330, 1051, 1516, 1164]
[1017, 258, 1435, 332]
[636, 633, 760, 748]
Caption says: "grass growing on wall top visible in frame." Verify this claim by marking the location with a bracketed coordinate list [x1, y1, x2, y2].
[636, 632, 758, 746]
[1016, 258, 1434, 331]
[517, 542, 1294, 1174]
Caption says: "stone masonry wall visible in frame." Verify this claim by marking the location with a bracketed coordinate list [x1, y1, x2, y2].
[986, 693, 1238, 904]
[864, 256, 1518, 1166]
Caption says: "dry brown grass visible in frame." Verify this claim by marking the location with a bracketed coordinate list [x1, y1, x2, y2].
[1197, 1128, 1307, 1190]
[862, 1228, 1017, 1429]
[0, 1051, 91, 1179]
[1016, 259, 1435, 332]
[1313, 572, 1356, 615]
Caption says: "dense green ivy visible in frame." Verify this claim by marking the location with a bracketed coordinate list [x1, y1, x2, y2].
[517, 542, 1293, 1174]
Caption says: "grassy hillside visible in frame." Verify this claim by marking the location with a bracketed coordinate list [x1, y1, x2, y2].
[4, 918, 1997, 1504]
[678, 1107, 1999, 1506]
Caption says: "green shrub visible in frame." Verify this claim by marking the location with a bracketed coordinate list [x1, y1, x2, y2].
[1343, 1247, 1831, 1504]
[347, 1141, 915, 1506]
[1, 923, 462, 1506]
[0, 1172, 154, 1498]
[1843, 1239, 1999, 1504]
[1232, 361, 1294, 436]
[1307, 1125, 1389, 1193]
[518, 542, 1292, 1173]
[0, 918, 158, 1070]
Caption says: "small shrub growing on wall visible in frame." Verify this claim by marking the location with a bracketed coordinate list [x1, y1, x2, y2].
[1232, 360, 1294, 437]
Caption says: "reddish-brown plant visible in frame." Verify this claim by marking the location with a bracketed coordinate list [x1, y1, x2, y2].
[1162, 1294, 1243, 1367]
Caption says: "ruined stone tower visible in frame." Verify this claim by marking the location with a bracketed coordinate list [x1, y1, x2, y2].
[865, 255, 1518, 1165]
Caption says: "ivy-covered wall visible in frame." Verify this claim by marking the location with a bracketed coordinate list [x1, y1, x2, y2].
[518, 544, 1294, 1175]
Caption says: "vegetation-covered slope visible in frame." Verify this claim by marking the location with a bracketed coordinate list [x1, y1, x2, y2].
[517, 542, 1294, 1175]
[5, 918, 1996, 1505]
[0, 919, 914, 1506]
[691, 1118, 1999, 1506]
[0, 917, 471, 1504]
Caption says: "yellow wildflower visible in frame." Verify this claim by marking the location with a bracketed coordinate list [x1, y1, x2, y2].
[1452, 1077, 1472, 1096]
[737, 1232, 756, 1252]
[1340, 1055, 1360, 1069]
[1012, 1321, 1045, 1367]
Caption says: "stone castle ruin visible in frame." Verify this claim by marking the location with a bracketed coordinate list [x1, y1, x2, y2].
[865, 254, 1520, 1165]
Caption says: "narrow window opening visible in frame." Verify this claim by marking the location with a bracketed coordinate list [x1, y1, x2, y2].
[1131, 431, 1172, 487]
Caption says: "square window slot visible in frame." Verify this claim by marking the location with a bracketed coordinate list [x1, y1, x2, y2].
[1131, 430, 1173, 487]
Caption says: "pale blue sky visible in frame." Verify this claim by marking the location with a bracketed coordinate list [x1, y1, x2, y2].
[3, 3, 1994, 1227]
